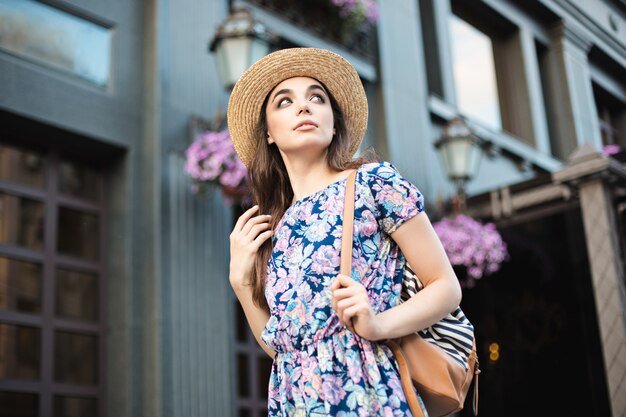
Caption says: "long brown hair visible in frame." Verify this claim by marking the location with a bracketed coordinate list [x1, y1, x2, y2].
[248, 81, 378, 309]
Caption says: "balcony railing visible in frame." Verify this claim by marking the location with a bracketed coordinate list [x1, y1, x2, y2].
[243, 0, 377, 60]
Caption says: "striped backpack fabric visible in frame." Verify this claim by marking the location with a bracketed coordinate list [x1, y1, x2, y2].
[401, 263, 476, 371]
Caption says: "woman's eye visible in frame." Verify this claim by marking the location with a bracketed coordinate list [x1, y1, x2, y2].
[310, 94, 325, 103]
[278, 97, 292, 107]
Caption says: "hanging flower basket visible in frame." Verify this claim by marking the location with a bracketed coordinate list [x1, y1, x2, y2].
[433, 214, 509, 288]
[184, 128, 250, 205]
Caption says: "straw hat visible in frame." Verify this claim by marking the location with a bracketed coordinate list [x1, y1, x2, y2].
[227, 47, 368, 167]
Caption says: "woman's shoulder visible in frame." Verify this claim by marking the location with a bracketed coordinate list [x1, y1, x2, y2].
[356, 160, 401, 181]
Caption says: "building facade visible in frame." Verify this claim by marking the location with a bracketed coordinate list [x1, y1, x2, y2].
[0, 0, 625, 416]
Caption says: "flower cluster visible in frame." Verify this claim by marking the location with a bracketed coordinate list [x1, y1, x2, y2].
[184, 129, 249, 203]
[330, 0, 379, 32]
[603, 144, 620, 156]
[433, 214, 508, 288]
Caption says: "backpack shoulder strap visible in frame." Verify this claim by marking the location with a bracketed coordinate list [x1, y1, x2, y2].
[340, 169, 358, 277]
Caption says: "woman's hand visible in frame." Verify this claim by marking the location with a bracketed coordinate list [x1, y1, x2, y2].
[229, 205, 273, 289]
[330, 274, 382, 341]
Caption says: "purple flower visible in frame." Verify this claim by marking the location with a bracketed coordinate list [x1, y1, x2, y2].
[603, 144, 620, 156]
[433, 214, 509, 286]
[183, 128, 250, 204]
[322, 374, 346, 405]
[363, 0, 379, 23]
[329, 0, 379, 27]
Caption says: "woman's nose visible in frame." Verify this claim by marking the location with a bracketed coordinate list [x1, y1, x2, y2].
[297, 102, 311, 114]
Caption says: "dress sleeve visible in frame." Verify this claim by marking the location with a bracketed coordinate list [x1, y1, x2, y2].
[362, 161, 425, 235]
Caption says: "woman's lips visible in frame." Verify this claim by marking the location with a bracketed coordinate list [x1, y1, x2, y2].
[294, 123, 317, 131]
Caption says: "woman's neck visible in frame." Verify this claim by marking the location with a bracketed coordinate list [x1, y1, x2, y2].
[283, 157, 348, 203]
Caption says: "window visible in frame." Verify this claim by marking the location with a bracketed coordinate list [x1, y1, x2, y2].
[444, 1, 556, 152]
[0, 143, 105, 417]
[0, 0, 113, 88]
[593, 84, 625, 149]
[449, 14, 502, 130]
[233, 299, 272, 417]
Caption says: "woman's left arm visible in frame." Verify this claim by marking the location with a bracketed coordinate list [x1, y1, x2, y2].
[373, 211, 462, 340]
[331, 210, 462, 341]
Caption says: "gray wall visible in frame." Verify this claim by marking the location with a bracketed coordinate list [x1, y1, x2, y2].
[0, 1, 145, 417]
[157, 0, 235, 416]
[0, 0, 237, 415]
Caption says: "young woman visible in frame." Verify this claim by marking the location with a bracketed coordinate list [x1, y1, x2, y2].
[227, 48, 462, 416]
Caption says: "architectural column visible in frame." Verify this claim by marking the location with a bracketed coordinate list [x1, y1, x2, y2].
[377, 0, 434, 194]
[554, 144, 626, 417]
[493, 27, 551, 154]
[546, 22, 601, 159]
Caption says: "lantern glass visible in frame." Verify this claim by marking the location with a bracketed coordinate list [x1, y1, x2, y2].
[436, 120, 484, 184]
[210, 8, 272, 90]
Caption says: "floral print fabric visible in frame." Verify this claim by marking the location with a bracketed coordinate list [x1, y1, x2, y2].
[261, 162, 427, 416]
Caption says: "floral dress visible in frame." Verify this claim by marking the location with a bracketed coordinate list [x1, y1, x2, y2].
[261, 161, 429, 417]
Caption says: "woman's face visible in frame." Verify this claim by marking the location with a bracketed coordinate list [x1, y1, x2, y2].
[264, 76, 335, 161]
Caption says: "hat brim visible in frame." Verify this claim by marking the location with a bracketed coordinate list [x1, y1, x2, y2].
[227, 48, 368, 168]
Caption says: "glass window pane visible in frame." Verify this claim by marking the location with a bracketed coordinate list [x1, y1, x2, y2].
[54, 331, 97, 385]
[54, 395, 97, 417]
[0, 256, 42, 314]
[235, 301, 247, 342]
[0, 144, 46, 188]
[57, 207, 99, 261]
[0, 323, 40, 380]
[0, 192, 45, 250]
[58, 160, 100, 202]
[257, 357, 272, 399]
[0, 0, 113, 87]
[56, 268, 98, 321]
[0, 391, 38, 417]
[237, 353, 249, 397]
[450, 15, 502, 130]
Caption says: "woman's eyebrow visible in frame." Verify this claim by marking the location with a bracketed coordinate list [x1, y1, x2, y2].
[271, 88, 292, 103]
[271, 85, 327, 103]
[308, 84, 327, 95]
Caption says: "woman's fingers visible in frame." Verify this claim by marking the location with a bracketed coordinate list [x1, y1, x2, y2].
[233, 205, 259, 232]
[343, 305, 365, 325]
[330, 274, 353, 290]
[337, 297, 367, 322]
[332, 282, 369, 328]
[241, 213, 272, 236]
[336, 298, 355, 326]
[251, 230, 274, 250]
[332, 286, 359, 301]
[248, 221, 272, 239]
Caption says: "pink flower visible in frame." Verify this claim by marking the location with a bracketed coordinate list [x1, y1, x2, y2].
[322, 374, 346, 405]
[311, 245, 341, 274]
[433, 214, 508, 286]
[603, 144, 620, 155]
[274, 225, 292, 252]
[329, 0, 379, 28]
[183, 128, 250, 203]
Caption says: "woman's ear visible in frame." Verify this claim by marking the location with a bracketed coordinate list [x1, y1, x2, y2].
[267, 132, 275, 145]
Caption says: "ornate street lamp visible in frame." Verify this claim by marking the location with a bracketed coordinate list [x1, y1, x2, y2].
[209, 7, 275, 90]
[434, 117, 485, 197]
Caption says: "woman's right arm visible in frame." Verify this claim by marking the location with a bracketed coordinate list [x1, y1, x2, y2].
[229, 205, 275, 360]
[231, 284, 274, 359]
